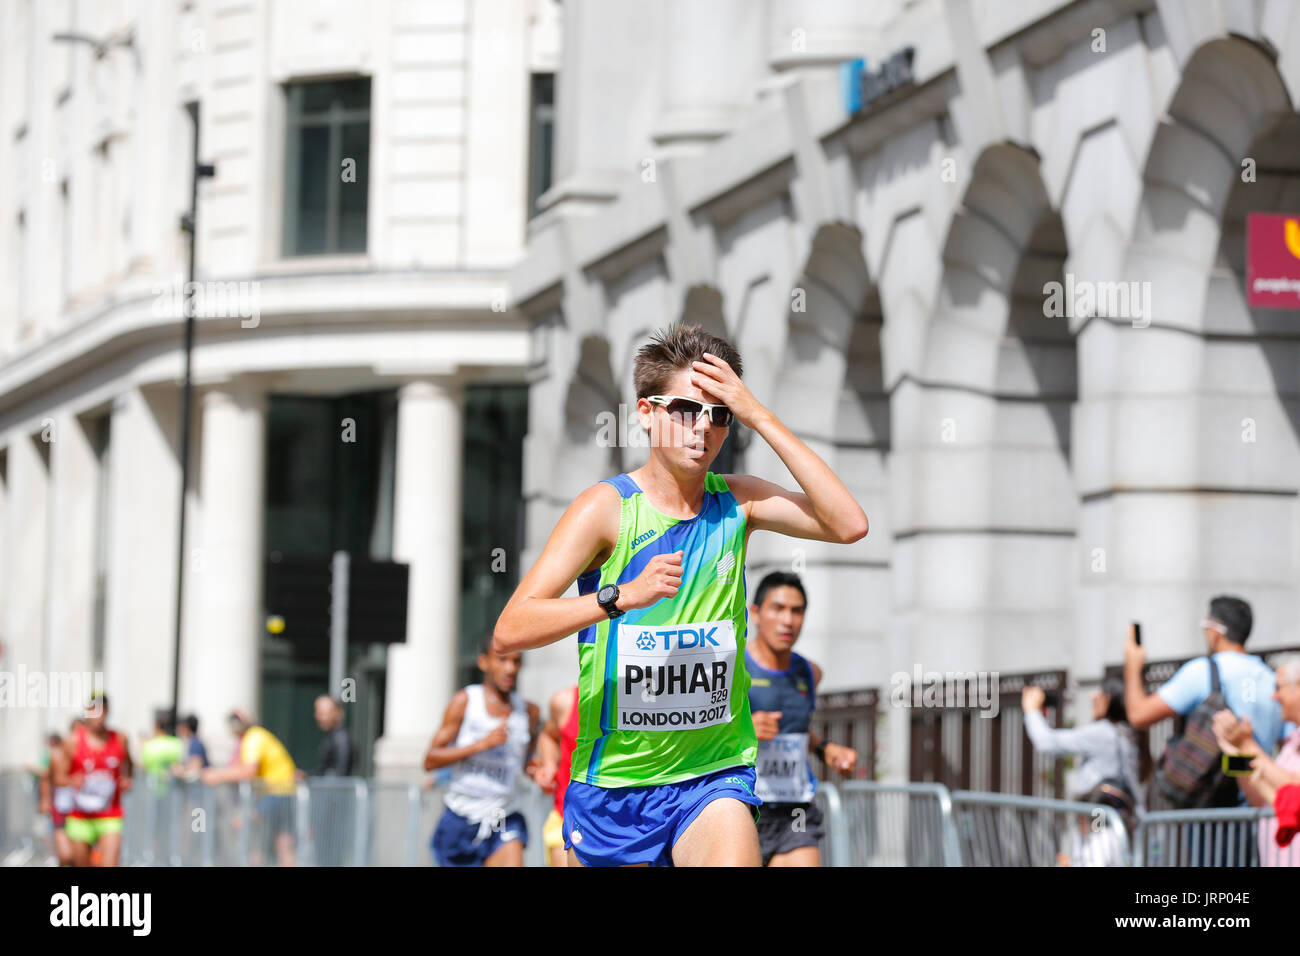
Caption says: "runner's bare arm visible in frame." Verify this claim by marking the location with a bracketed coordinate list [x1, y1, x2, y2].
[423, 690, 497, 771]
[805, 662, 856, 772]
[493, 484, 615, 653]
[120, 733, 134, 784]
[495, 483, 682, 652]
[54, 737, 77, 788]
[527, 701, 542, 757]
[807, 662, 825, 752]
[690, 353, 867, 544]
[726, 472, 867, 545]
[531, 689, 567, 790]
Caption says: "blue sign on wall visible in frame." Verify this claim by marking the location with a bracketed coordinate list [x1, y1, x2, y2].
[841, 58, 866, 114]
[843, 47, 916, 116]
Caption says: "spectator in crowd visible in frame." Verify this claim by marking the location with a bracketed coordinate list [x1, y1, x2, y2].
[173, 714, 209, 778]
[1211, 654, 1300, 865]
[311, 696, 352, 777]
[1022, 677, 1141, 866]
[1124, 596, 1283, 865]
[140, 709, 185, 787]
[1124, 596, 1284, 788]
[203, 709, 298, 866]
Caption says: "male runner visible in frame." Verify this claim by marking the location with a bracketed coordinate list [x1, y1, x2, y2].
[54, 696, 133, 867]
[32, 727, 76, 865]
[493, 324, 868, 867]
[745, 570, 857, 866]
[534, 684, 580, 867]
[425, 638, 542, 867]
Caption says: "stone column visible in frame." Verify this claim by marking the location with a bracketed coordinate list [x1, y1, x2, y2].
[374, 377, 464, 778]
[101, 388, 183, 744]
[184, 381, 266, 764]
[653, 0, 763, 157]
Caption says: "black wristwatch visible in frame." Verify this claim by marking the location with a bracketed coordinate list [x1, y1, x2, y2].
[597, 584, 624, 619]
[814, 740, 828, 762]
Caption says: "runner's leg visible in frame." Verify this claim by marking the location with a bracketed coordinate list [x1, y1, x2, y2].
[54, 828, 74, 866]
[483, 839, 524, 867]
[671, 798, 760, 866]
[97, 830, 122, 867]
[71, 834, 92, 867]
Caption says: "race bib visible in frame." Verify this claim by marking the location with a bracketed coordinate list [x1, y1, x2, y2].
[755, 733, 814, 803]
[52, 787, 76, 814]
[617, 620, 736, 731]
[460, 748, 516, 791]
[75, 771, 116, 812]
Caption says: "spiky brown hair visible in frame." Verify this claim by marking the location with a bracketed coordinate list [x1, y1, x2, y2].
[632, 324, 743, 400]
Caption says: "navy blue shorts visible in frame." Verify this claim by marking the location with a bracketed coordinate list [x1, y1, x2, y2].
[563, 765, 761, 867]
[430, 808, 528, 867]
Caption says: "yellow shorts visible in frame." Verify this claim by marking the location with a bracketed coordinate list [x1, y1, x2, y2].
[65, 815, 123, 845]
[543, 809, 564, 860]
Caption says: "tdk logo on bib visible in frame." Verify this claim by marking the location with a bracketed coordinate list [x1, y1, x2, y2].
[634, 626, 721, 651]
[617, 619, 737, 732]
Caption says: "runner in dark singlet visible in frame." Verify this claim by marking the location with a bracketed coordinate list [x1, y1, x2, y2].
[745, 572, 857, 866]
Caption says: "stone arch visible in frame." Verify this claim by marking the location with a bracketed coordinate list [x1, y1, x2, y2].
[904, 143, 1078, 675]
[1076, 36, 1300, 662]
[748, 222, 887, 685]
[558, 333, 623, 497]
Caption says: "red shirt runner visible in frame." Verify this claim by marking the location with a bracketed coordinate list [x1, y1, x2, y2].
[70, 726, 126, 820]
[554, 686, 580, 816]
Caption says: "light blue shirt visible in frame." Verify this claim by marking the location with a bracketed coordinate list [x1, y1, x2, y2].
[1156, 652, 1283, 750]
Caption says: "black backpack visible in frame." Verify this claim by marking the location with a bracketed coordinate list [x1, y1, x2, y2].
[1155, 656, 1240, 809]
[1083, 723, 1138, 836]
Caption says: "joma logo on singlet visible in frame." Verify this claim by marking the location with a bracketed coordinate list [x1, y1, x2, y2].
[632, 529, 657, 548]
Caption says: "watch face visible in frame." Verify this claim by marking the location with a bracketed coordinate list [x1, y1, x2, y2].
[598, 585, 617, 604]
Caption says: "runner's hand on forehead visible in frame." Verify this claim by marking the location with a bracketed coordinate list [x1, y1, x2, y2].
[620, 551, 683, 611]
[689, 353, 764, 429]
[751, 711, 782, 741]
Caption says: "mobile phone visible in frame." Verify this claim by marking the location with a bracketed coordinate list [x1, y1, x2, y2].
[1222, 753, 1253, 776]
[1132, 621, 1142, 646]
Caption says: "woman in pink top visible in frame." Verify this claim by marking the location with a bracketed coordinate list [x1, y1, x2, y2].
[1213, 655, 1300, 866]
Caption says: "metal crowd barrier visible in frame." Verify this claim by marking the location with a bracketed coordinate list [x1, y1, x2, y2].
[1134, 806, 1300, 867]
[820, 781, 962, 866]
[0, 771, 45, 866]
[951, 791, 1131, 867]
[7, 766, 1296, 867]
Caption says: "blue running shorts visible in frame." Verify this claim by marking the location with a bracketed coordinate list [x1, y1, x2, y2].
[430, 807, 528, 867]
[563, 765, 761, 867]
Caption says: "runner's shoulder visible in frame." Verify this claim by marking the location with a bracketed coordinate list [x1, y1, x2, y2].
[717, 473, 765, 512]
[445, 688, 471, 718]
[550, 686, 576, 721]
[566, 480, 623, 536]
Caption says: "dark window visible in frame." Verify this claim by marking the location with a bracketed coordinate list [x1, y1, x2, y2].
[283, 78, 371, 256]
[458, 385, 529, 686]
[527, 73, 555, 217]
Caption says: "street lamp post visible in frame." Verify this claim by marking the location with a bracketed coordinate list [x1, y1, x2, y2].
[171, 102, 216, 723]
